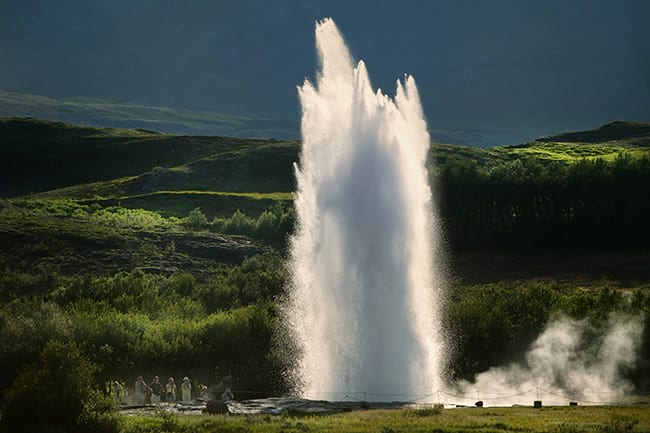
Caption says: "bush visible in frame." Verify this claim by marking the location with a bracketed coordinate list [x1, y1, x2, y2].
[77, 390, 123, 433]
[402, 405, 443, 417]
[0, 341, 119, 433]
[0, 301, 73, 392]
[184, 207, 208, 230]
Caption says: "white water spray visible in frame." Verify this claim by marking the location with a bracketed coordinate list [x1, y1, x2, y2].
[289, 18, 444, 401]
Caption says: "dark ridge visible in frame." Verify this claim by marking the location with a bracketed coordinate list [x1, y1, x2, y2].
[536, 121, 650, 144]
[0, 117, 286, 197]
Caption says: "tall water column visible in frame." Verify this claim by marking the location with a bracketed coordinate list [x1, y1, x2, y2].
[289, 18, 444, 401]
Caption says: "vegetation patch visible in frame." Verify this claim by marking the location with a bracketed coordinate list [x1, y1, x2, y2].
[2, 118, 650, 430]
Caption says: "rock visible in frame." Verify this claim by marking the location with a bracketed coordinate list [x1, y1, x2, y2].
[205, 400, 229, 414]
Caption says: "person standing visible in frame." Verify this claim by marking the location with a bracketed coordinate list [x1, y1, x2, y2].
[150, 376, 162, 404]
[181, 377, 192, 403]
[134, 375, 147, 405]
[221, 386, 234, 402]
[112, 381, 124, 405]
[166, 377, 176, 402]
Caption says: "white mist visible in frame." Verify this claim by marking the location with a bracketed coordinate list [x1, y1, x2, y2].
[456, 315, 644, 406]
[288, 18, 444, 401]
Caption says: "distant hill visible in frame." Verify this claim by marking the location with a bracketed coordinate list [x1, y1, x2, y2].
[0, 91, 536, 147]
[3, 117, 650, 221]
[536, 121, 650, 144]
[0, 90, 299, 140]
[0, 117, 291, 197]
[4, 117, 650, 200]
[1, 117, 649, 276]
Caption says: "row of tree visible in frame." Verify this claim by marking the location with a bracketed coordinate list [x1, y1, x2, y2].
[435, 154, 650, 250]
[182, 153, 650, 253]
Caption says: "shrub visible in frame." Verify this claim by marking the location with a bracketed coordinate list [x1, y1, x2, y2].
[0, 341, 118, 433]
[184, 207, 208, 230]
[223, 209, 256, 235]
[77, 390, 123, 433]
[402, 404, 443, 417]
[155, 409, 180, 431]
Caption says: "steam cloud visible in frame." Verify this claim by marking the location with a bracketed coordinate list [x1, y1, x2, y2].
[454, 315, 644, 406]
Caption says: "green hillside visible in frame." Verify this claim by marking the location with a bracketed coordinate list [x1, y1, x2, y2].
[433, 120, 650, 166]
[0, 117, 292, 197]
[3, 117, 650, 253]
[538, 120, 650, 143]
[1, 118, 650, 429]
[12, 116, 647, 197]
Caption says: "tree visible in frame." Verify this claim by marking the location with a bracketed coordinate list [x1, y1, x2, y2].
[1, 341, 119, 433]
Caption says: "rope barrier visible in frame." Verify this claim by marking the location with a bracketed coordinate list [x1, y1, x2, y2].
[220, 386, 650, 407]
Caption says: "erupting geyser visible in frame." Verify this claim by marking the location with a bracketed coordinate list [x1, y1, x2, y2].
[289, 18, 444, 401]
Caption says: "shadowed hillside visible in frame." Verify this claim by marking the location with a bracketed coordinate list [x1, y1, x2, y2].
[2, 116, 650, 263]
[1, 118, 650, 407]
[0, 117, 289, 197]
[537, 120, 650, 144]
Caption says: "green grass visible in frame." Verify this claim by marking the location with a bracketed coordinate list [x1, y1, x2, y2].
[27, 138, 649, 200]
[0, 198, 261, 277]
[5, 117, 649, 204]
[21, 190, 292, 219]
[0, 117, 296, 197]
[120, 406, 650, 433]
[497, 142, 649, 162]
[539, 121, 650, 144]
[429, 142, 650, 181]
[2, 118, 650, 433]
[92, 191, 292, 218]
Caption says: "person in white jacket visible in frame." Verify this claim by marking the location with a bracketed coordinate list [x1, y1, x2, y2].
[134, 376, 147, 405]
[181, 377, 192, 403]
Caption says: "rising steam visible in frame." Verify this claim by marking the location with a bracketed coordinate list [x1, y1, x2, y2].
[455, 315, 644, 406]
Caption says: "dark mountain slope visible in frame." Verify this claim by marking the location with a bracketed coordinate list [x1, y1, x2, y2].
[0, 118, 280, 197]
[537, 121, 650, 144]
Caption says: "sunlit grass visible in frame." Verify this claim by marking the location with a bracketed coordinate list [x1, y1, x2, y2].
[93, 191, 292, 218]
[497, 141, 650, 162]
[122, 190, 294, 201]
[120, 406, 650, 433]
[430, 139, 650, 172]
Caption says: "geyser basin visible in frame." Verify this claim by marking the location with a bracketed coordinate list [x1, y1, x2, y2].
[288, 18, 444, 401]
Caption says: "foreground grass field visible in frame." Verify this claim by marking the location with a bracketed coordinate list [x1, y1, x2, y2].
[122, 406, 650, 433]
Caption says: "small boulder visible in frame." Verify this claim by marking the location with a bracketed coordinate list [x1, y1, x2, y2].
[205, 400, 229, 414]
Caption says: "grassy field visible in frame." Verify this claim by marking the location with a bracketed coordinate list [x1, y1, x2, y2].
[2, 117, 650, 278]
[0, 117, 297, 197]
[82, 191, 294, 218]
[0, 198, 262, 277]
[5, 118, 650, 196]
[432, 121, 650, 168]
[2, 118, 650, 433]
[120, 406, 650, 433]
[3, 117, 647, 221]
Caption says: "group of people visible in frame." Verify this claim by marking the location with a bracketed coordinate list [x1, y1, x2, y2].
[113, 375, 193, 404]
[137, 375, 194, 404]
[112, 375, 234, 405]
